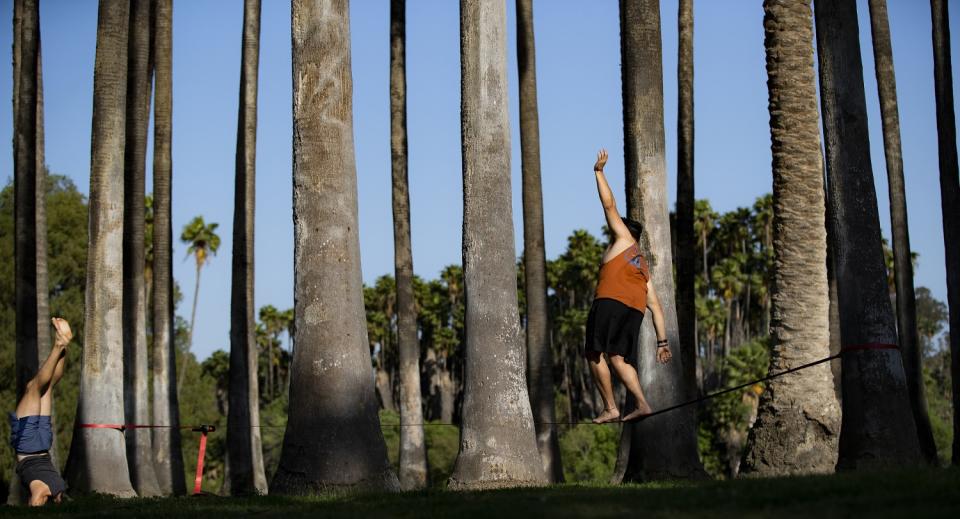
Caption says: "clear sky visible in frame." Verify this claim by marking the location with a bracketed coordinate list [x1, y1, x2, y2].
[1, 0, 957, 361]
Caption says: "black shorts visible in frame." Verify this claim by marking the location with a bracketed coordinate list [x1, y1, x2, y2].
[584, 298, 644, 362]
[16, 454, 66, 498]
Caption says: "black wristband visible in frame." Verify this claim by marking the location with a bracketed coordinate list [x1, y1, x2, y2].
[657, 340, 668, 346]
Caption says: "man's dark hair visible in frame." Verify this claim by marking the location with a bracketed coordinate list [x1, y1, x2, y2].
[623, 217, 643, 242]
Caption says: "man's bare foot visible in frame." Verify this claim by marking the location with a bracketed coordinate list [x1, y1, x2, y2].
[592, 408, 620, 424]
[621, 402, 653, 422]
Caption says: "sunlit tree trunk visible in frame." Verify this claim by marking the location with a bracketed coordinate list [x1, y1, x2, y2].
[448, 0, 547, 490]
[64, 0, 136, 496]
[272, 0, 399, 494]
[814, 0, 922, 469]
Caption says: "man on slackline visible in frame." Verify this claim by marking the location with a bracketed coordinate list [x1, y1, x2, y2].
[9, 317, 72, 506]
[585, 149, 673, 424]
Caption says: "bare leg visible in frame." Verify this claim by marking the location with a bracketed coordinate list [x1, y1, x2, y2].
[586, 351, 620, 423]
[39, 353, 67, 416]
[15, 343, 66, 419]
[608, 354, 652, 421]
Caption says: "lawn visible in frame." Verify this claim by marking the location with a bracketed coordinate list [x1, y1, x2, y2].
[3, 467, 958, 517]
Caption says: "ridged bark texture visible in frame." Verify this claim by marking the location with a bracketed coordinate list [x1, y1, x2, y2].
[64, 0, 136, 497]
[676, 0, 697, 402]
[930, 0, 960, 467]
[449, 0, 547, 490]
[516, 0, 562, 483]
[122, 0, 161, 496]
[390, 0, 428, 491]
[868, 0, 938, 464]
[227, 0, 268, 496]
[272, 0, 400, 494]
[814, 0, 922, 470]
[150, 0, 187, 495]
[619, 0, 705, 482]
[741, 0, 840, 475]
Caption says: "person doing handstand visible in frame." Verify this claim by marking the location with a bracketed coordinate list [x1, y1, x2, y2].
[9, 317, 72, 506]
[586, 149, 672, 424]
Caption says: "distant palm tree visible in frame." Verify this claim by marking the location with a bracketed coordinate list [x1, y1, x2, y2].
[179, 216, 220, 392]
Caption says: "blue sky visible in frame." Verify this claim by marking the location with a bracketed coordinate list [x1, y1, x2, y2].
[0, 0, 956, 361]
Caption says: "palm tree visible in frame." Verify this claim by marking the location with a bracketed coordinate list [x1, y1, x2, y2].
[448, 0, 547, 490]
[226, 0, 268, 496]
[740, 0, 841, 475]
[868, 0, 938, 464]
[618, 0, 704, 482]
[930, 0, 960, 467]
[814, 0, 921, 468]
[64, 0, 136, 496]
[675, 0, 696, 404]
[181, 215, 221, 350]
[515, 0, 562, 483]
[121, 0, 161, 496]
[271, 0, 399, 494]
[389, 0, 428, 490]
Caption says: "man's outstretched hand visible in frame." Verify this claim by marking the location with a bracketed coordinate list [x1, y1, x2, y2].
[657, 345, 672, 364]
[52, 318, 73, 346]
[594, 148, 608, 172]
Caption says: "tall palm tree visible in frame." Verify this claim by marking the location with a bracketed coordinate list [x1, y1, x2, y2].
[271, 0, 399, 494]
[181, 215, 220, 350]
[868, 0, 938, 464]
[515, 0, 562, 483]
[150, 0, 186, 495]
[814, 0, 921, 469]
[448, 0, 547, 490]
[676, 0, 697, 403]
[121, 0, 161, 496]
[64, 0, 136, 496]
[618, 0, 704, 482]
[389, 0, 428, 491]
[930, 0, 960, 466]
[740, 0, 840, 475]
[226, 0, 268, 496]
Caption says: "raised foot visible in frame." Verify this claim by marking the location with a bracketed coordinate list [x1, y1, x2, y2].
[621, 403, 652, 423]
[592, 408, 620, 424]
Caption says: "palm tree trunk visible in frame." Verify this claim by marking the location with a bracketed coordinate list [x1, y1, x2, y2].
[869, 0, 939, 464]
[390, 0, 428, 491]
[676, 0, 696, 403]
[448, 0, 547, 490]
[122, 0, 161, 496]
[619, 0, 705, 482]
[227, 0, 268, 496]
[272, 0, 399, 494]
[516, 0, 562, 483]
[814, 0, 922, 469]
[741, 0, 840, 475]
[177, 260, 201, 393]
[930, 0, 960, 467]
[150, 0, 186, 495]
[64, 0, 136, 496]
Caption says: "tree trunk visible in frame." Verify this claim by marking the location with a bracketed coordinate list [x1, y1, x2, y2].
[272, 0, 399, 494]
[814, 0, 922, 470]
[741, 0, 840, 475]
[516, 0, 562, 484]
[64, 0, 136, 496]
[676, 0, 696, 403]
[389, 0, 430, 479]
[150, 0, 186, 495]
[869, 0, 939, 464]
[930, 0, 960, 467]
[177, 260, 201, 394]
[227, 0, 268, 496]
[122, 0, 161, 497]
[619, 0, 705, 482]
[448, 0, 547, 490]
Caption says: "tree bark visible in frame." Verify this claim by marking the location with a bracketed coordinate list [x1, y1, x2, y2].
[619, 0, 705, 482]
[516, 0, 562, 483]
[741, 0, 840, 475]
[227, 0, 268, 496]
[676, 0, 696, 403]
[64, 0, 136, 496]
[150, 0, 186, 495]
[448, 0, 547, 490]
[868, 0, 939, 464]
[930, 0, 960, 467]
[814, 0, 922, 470]
[122, 0, 161, 496]
[272, 0, 399, 494]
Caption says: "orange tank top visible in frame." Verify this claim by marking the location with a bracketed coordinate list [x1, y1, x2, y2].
[594, 243, 650, 312]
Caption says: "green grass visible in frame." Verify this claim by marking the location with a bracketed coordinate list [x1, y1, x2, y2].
[4, 467, 958, 517]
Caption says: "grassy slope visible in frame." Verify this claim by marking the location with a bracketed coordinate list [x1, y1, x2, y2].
[3, 468, 958, 518]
